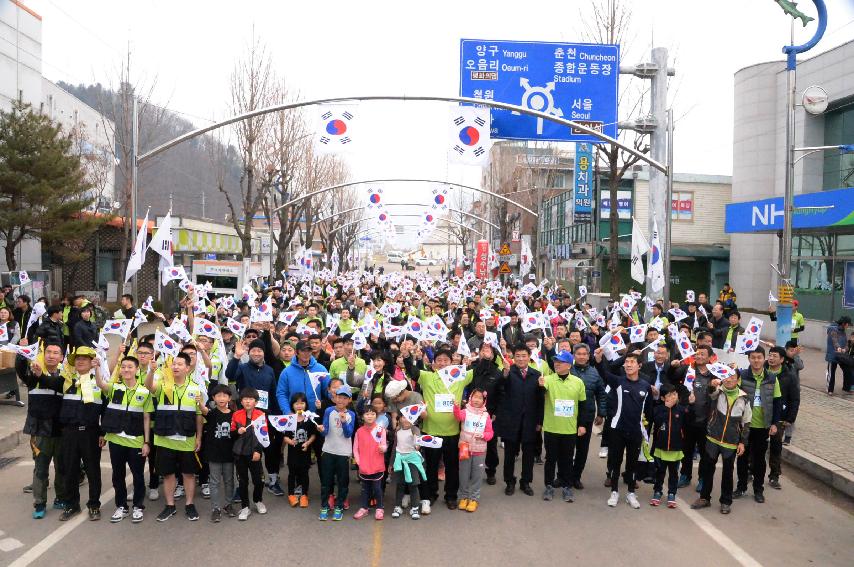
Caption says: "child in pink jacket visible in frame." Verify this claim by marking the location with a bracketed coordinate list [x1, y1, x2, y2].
[454, 388, 495, 513]
[352, 406, 388, 520]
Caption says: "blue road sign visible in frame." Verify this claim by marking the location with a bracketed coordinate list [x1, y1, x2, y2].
[460, 39, 619, 142]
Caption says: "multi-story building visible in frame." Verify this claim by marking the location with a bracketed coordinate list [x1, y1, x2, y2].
[0, 0, 116, 273]
[726, 39, 854, 348]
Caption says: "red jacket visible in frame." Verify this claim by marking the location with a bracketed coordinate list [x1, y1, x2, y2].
[231, 408, 265, 432]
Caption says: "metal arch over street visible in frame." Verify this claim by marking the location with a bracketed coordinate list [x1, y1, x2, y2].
[274, 178, 537, 218]
[352, 225, 463, 242]
[328, 214, 485, 238]
[315, 202, 499, 230]
[137, 95, 667, 172]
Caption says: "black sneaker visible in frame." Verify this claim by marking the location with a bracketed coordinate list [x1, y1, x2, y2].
[210, 508, 222, 523]
[88, 507, 101, 521]
[520, 483, 534, 496]
[504, 483, 515, 496]
[185, 504, 199, 521]
[485, 475, 497, 486]
[731, 489, 745, 499]
[59, 507, 81, 522]
[223, 503, 237, 518]
[753, 492, 765, 504]
[769, 477, 782, 490]
[156, 505, 176, 522]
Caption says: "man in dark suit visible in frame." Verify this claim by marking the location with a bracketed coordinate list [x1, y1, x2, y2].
[496, 343, 544, 497]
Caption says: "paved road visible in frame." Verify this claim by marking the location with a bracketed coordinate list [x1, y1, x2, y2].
[0, 429, 851, 567]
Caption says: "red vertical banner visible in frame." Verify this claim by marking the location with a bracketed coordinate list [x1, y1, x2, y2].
[475, 239, 489, 279]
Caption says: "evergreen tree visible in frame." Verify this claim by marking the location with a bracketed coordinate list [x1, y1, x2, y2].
[0, 101, 106, 270]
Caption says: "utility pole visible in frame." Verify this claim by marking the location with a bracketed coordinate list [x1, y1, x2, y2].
[130, 96, 139, 300]
[648, 47, 669, 304]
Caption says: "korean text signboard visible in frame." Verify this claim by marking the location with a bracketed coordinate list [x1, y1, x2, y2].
[574, 142, 593, 222]
[460, 39, 619, 142]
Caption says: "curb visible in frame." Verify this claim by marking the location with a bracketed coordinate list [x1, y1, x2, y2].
[0, 429, 23, 455]
[782, 444, 854, 499]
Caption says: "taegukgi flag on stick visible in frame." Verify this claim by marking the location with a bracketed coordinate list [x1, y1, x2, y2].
[630, 217, 649, 284]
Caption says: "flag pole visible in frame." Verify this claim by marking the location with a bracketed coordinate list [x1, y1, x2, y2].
[130, 96, 139, 302]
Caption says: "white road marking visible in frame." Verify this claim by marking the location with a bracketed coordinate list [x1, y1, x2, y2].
[0, 538, 24, 552]
[677, 499, 764, 567]
[8, 474, 129, 567]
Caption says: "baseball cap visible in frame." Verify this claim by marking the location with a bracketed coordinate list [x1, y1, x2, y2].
[384, 379, 408, 398]
[295, 340, 312, 351]
[335, 386, 352, 398]
[553, 350, 574, 364]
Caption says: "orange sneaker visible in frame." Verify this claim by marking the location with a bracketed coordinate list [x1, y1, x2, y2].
[466, 500, 478, 512]
[288, 495, 299, 507]
[299, 495, 309, 508]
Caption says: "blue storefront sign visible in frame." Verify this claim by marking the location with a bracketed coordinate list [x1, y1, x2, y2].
[574, 142, 593, 222]
[725, 187, 854, 233]
[459, 39, 619, 142]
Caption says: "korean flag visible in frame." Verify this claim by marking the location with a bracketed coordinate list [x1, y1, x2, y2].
[314, 105, 357, 154]
[431, 186, 449, 212]
[268, 414, 297, 433]
[416, 435, 444, 449]
[628, 324, 648, 344]
[448, 106, 490, 165]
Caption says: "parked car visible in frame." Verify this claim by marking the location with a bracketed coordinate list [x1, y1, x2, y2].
[415, 257, 437, 266]
[387, 253, 403, 263]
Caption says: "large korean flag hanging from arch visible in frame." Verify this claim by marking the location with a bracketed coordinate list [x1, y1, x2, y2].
[449, 107, 490, 165]
[314, 105, 357, 154]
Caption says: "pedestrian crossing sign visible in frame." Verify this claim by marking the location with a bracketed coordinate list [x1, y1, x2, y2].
[498, 262, 512, 274]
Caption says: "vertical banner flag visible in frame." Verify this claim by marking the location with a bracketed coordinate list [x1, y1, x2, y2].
[631, 217, 649, 284]
[647, 219, 665, 292]
[573, 142, 593, 223]
[314, 105, 356, 154]
[475, 239, 489, 280]
[449, 106, 490, 165]
[125, 209, 150, 282]
[519, 237, 533, 276]
[149, 211, 174, 271]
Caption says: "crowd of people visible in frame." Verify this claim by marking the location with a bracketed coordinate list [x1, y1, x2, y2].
[8, 270, 812, 525]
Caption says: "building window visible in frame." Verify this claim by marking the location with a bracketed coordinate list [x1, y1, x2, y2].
[671, 191, 694, 221]
[823, 103, 854, 190]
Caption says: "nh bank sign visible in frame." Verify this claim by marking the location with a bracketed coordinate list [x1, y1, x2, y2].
[725, 187, 854, 233]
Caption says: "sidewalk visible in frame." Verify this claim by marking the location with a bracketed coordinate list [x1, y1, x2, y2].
[781, 346, 854, 497]
[0, 386, 26, 455]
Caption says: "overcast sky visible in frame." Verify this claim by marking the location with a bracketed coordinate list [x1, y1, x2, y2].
[26, 0, 854, 239]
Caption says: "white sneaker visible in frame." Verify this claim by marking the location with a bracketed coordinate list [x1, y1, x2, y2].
[173, 485, 185, 499]
[599, 447, 608, 458]
[409, 507, 421, 520]
[626, 492, 640, 509]
[255, 502, 267, 514]
[110, 507, 128, 523]
[148, 488, 159, 501]
[391, 506, 403, 518]
[420, 499, 431, 515]
[131, 507, 144, 523]
[401, 494, 410, 508]
[238, 507, 251, 521]
[201, 484, 210, 499]
[607, 491, 619, 507]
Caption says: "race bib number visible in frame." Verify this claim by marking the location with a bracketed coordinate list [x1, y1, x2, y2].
[464, 413, 486, 434]
[434, 393, 454, 413]
[554, 399, 575, 418]
[753, 392, 762, 408]
[257, 390, 269, 410]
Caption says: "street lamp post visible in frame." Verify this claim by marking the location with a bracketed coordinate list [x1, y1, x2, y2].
[778, 0, 827, 346]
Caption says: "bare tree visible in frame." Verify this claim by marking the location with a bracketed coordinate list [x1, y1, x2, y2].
[219, 39, 276, 258]
[324, 188, 363, 272]
[442, 187, 476, 258]
[259, 81, 311, 274]
[581, 0, 650, 297]
[94, 50, 169, 267]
